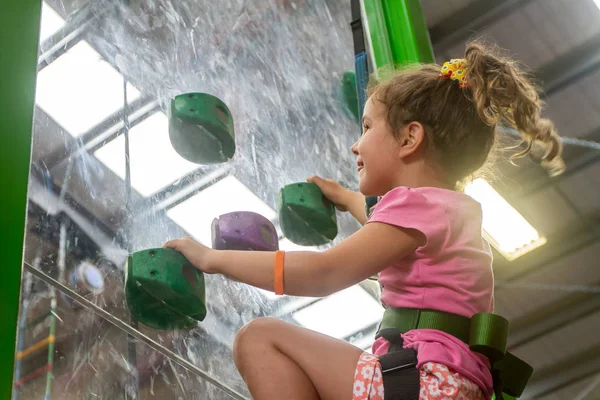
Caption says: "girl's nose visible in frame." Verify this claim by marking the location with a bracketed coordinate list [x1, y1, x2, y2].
[351, 139, 359, 155]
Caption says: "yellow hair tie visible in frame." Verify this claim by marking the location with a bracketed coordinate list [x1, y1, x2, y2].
[439, 58, 470, 88]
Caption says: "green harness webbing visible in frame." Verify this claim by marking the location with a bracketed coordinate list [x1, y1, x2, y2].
[378, 308, 533, 399]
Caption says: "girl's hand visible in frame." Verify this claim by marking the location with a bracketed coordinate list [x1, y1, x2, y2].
[307, 175, 352, 211]
[163, 237, 217, 274]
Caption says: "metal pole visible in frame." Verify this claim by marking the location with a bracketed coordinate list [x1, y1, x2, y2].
[44, 296, 57, 400]
[122, 77, 140, 400]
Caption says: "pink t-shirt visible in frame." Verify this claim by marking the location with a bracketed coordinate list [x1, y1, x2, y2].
[367, 186, 494, 396]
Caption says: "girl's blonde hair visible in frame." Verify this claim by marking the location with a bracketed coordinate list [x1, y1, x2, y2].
[367, 40, 564, 189]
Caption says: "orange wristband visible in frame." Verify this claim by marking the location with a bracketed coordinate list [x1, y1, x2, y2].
[274, 250, 285, 295]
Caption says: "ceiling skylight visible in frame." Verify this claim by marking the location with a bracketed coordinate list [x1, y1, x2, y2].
[94, 112, 200, 197]
[167, 176, 278, 246]
[465, 178, 546, 261]
[292, 285, 383, 339]
[40, 2, 65, 42]
[35, 40, 141, 137]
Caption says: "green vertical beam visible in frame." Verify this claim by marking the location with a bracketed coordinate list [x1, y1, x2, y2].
[382, 0, 434, 65]
[363, 0, 434, 71]
[362, 0, 394, 71]
[0, 0, 41, 398]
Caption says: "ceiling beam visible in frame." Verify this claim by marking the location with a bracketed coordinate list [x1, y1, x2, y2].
[537, 31, 600, 97]
[37, 4, 94, 69]
[522, 344, 600, 399]
[573, 373, 600, 400]
[428, 0, 535, 50]
[507, 285, 600, 350]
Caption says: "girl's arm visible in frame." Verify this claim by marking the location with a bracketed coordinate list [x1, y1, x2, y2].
[343, 190, 368, 226]
[205, 221, 423, 297]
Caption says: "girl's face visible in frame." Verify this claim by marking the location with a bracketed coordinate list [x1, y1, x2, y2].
[351, 98, 403, 196]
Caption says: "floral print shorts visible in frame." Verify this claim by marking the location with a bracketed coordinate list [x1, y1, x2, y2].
[353, 352, 487, 400]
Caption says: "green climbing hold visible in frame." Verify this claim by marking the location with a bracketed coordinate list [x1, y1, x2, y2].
[125, 248, 206, 330]
[336, 71, 359, 123]
[278, 182, 338, 246]
[169, 92, 235, 164]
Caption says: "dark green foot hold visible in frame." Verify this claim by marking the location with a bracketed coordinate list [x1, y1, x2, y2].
[169, 92, 235, 164]
[336, 71, 359, 123]
[125, 248, 207, 330]
[278, 182, 338, 246]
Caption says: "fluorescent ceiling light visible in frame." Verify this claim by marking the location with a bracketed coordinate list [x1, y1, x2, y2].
[167, 176, 278, 246]
[35, 41, 141, 136]
[40, 2, 65, 42]
[94, 112, 200, 197]
[292, 285, 383, 339]
[465, 178, 546, 261]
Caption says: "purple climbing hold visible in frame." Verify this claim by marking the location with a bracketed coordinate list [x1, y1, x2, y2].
[211, 211, 279, 251]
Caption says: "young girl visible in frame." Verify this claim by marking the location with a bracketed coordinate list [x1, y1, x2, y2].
[164, 41, 564, 400]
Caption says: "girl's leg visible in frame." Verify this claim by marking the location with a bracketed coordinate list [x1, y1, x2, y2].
[233, 317, 364, 400]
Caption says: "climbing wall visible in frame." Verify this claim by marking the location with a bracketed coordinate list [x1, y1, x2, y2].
[17, 0, 377, 399]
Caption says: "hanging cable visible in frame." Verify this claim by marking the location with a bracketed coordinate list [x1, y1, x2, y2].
[560, 136, 600, 151]
[503, 127, 600, 151]
[124, 80, 132, 223]
[123, 77, 139, 400]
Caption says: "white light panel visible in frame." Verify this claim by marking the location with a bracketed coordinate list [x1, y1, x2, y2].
[292, 285, 383, 339]
[40, 2, 65, 42]
[94, 112, 199, 197]
[35, 40, 141, 136]
[465, 178, 546, 261]
[167, 176, 278, 246]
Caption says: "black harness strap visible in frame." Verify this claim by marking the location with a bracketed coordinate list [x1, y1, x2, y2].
[376, 329, 420, 400]
[377, 328, 405, 352]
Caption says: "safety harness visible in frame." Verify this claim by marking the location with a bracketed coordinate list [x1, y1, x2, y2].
[376, 307, 533, 399]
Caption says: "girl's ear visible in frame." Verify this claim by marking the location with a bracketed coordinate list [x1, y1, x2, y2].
[397, 121, 426, 158]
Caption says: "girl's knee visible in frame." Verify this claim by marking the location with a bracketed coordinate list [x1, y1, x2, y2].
[234, 318, 279, 364]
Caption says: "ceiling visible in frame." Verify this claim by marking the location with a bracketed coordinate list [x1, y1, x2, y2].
[20, 0, 600, 399]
